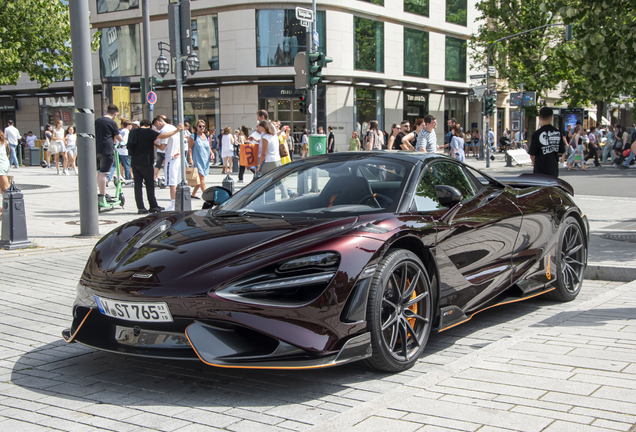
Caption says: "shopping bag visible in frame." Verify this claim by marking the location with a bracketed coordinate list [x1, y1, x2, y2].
[240, 143, 260, 167]
[185, 166, 200, 186]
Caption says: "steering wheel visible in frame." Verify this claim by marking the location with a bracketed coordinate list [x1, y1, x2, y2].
[358, 193, 393, 208]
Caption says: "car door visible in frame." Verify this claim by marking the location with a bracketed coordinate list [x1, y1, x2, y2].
[412, 161, 523, 314]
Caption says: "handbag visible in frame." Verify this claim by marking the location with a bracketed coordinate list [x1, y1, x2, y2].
[279, 141, 289, 158]
[185, 166, 200, 186]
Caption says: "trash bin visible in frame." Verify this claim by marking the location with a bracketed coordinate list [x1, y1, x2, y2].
[308, 134, 327, 156]
[28, 147, 41, 166]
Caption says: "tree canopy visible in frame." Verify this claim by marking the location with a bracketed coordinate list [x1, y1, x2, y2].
[545, 0, 636, 106]
[0, 0, 99, 90]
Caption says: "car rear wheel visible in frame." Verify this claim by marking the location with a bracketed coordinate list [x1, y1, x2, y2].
[546, 217, 586, 302]
[361, 249, 432, 372]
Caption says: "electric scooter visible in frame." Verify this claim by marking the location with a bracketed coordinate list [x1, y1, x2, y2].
[98, 151, 126, 212]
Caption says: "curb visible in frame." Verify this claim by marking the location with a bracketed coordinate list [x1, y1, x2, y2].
[584, 264, 636, 283]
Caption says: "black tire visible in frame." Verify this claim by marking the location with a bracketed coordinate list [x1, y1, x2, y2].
[361, 249, 432, 372]
[546, 217, 586, 302]
[120, 193, 125, 208]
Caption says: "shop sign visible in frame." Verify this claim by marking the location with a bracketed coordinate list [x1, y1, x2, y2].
[0, 100, 17, 111]
[406, 94, 427, 103]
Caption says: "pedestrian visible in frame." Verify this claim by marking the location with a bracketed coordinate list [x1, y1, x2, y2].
[488, 128, 495, 152]
[26, 131, 36, 149]
[95, 105, 123, 204]
[188, 119, 212, 200]
[51, 120, 68, 175]
[327, 126, 335, 153]
[621, 137, 636, 168]
[450, 124, 466, 162]
[349, 131, 361, 151]
[127, 119, 182, 214]
[301, 129, 309, 158]
[4, 120, 20, 170]
[585, 126, 601, 167]
[221, 126, 235, 174]
[365, 120, 381, 150]
[108, 119, 132, 184]
[391, 120, 410, 151]
[416, 115, 437, 153]
[209, 128, 219, 164]
[444, 117, 456, 153]
[64, 126, 78, 175]
[471, 128, 481, 157]
[152, 115, 182, 211]
[43, 124, 53, 168]
[0, 131, 11, 208]
[528, 107, 566, 177]
[387, 124, 400, 150]
[400, 119, 424, 151]
[256, 120, 282, 174]
[279, 125, 292, 165]
[567, 126, 588, 171]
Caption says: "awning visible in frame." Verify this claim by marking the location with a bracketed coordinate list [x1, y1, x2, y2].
[588, 112, 597, 121]
[601, 116, 611, 125]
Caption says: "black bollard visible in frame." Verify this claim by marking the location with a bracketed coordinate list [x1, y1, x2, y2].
[506, 151, 513, 167]
[232, 156, 239, 174]
[222, 175, 235, 195]
[0, 183, 34, 250]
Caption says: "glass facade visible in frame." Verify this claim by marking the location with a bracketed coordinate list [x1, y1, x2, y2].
[404, 28, 428, 78]
[173, 88, 221, 134]
[404, 0, 429, 17]
[97, 0, 138, 14]
[446, 0, 468, 26]
[445, 36, 467, 82]
[360, 0, 384, 5]
[99, 24, 141, 77]
[355, 89, 384, 138]
[354, 17, 384, 73]
[256, 10, 326, 67]
[191, 15, 219, 70]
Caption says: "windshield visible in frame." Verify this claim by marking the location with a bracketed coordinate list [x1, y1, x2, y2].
[214, 155, 414, 218]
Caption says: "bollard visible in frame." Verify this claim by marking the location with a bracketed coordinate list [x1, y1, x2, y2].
[232, 155, 239, 174]
[505, 151, 513, 167]
[222, 175, 235, 195]
[0, 183, 34, 250]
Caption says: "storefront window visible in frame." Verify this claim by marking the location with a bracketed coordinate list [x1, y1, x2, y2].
[97, 0, 139, 14]
[445, 36, 466, 82]
[192, 15, 219, 70]
[355, 89, 384, 138]
[404, 0, 429, 17]
[99, 24, 141, 77]
[256, 10, 326, 67]
[444, 96, 466, 134]
[404, 28, 428, 78]
[404, 93, 428, 124]
[354, 17, 384, 73]
[39, 97, 76, 130]
[446, 0, 467, 26]
[173, 88, 221, 134]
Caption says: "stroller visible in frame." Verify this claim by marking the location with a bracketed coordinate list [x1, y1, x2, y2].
[498, 136, 511, 153]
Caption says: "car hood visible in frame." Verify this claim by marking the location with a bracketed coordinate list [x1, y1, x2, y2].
[91, 211, 359, 288]
[498, 173, 574, 196]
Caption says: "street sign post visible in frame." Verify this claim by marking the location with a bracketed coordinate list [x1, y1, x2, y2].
[300, 20, 310, 27]
[470, 73, 487, 80]
[295, 7, 314, 22]
[488, 66, 496, 76]
[510, 91, 536, 107]
[313, 30, 319, 46]
[470, 84, 487, 98]
[146, 91, 157, 105]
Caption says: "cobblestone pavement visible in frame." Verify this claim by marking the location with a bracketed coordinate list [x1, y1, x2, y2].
[0, 249, 634, 431]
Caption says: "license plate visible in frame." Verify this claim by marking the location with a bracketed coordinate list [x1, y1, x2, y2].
[94, 296, 173, 322]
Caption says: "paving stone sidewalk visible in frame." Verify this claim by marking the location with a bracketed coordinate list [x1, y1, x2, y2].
[0, 250, 634, 431]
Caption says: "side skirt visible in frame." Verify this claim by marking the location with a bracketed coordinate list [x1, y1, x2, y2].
[438, 286, 555, 332]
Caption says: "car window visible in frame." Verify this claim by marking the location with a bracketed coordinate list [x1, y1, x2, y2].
[464, 165, 504, 190]
[413, 161, 477, 212]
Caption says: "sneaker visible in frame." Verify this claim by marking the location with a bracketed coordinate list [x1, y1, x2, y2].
[104, 194, 117, 203]
[74, 168, 78, 175]
[138, 209, 149, 214]
[57, 170, 61, 175]
[63, 169, 69, 175]
[149, 206, 165, 213]
[238, 180, 244, 183]
[165, 204, 175, 212]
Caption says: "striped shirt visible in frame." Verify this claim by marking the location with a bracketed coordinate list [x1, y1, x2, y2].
[416, 128, 437, 153]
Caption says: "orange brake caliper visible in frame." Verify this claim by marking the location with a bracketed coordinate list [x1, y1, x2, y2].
[405, 278, 417, 330]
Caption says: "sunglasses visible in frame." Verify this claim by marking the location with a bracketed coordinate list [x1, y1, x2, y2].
[197, 125, 205, 128]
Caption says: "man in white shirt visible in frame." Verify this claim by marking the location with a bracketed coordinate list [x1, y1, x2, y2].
[4, 120, 20, 169]
[152, 116, 183, 211]
[25, 131, 36, 148]
[416, 115, 438, 153]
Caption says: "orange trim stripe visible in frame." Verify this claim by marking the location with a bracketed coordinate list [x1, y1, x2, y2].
[184, 323, 336, 370]
[439, 287, 556, 332]
[63, 309, 93, 343]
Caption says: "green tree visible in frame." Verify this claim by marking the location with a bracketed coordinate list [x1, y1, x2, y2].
[0, 0, 99, 89]
[544, 0, 636, 108]
[470, 0, 569, 118]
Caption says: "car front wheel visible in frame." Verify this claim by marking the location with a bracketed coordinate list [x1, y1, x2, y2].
[362, 249, 432, 372]
[546, 216, 586, 302]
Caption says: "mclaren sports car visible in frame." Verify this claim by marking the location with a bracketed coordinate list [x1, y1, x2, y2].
[64, 152, 589, 372]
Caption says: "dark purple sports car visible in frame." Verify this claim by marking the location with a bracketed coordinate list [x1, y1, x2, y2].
[64, 152, 588, 372]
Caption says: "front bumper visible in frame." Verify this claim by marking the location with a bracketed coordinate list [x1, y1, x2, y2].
[63, 306, 372, 369]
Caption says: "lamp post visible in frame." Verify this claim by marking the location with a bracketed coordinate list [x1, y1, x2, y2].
[154, 4, 200, 212]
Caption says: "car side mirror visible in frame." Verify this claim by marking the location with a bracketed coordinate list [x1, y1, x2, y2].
[435, 185, 463, 208]
[202, 186, 232, 208]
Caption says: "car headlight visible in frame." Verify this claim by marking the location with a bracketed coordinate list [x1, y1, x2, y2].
[134, 220, 172, 248]
[278, 252, 339, 272]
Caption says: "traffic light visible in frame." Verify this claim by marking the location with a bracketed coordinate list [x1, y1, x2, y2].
[141, 77, 146, 103]
[318, 53, 333, 68]
[151, 75, 163, 90]
[306, 52, 322, 88]
[484, 95, 496, 117]
[299, 95, 308, 115]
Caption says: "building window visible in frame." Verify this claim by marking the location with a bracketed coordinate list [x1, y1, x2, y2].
[99, 24, 141, 77]
[445, 36, 466, 82]
[354, 17, 384, 73]
[173, 88, 221, 134]
[256, 10, 326, 67]
[404, 0, 429, 17]
[404, 28, 428, 78]
[446, 0, 467, 26]
[355, 88, 384, 139]
[360, 0, 384, 5]
[191, 15, 219, 70]
[97, 0, 139, 13]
